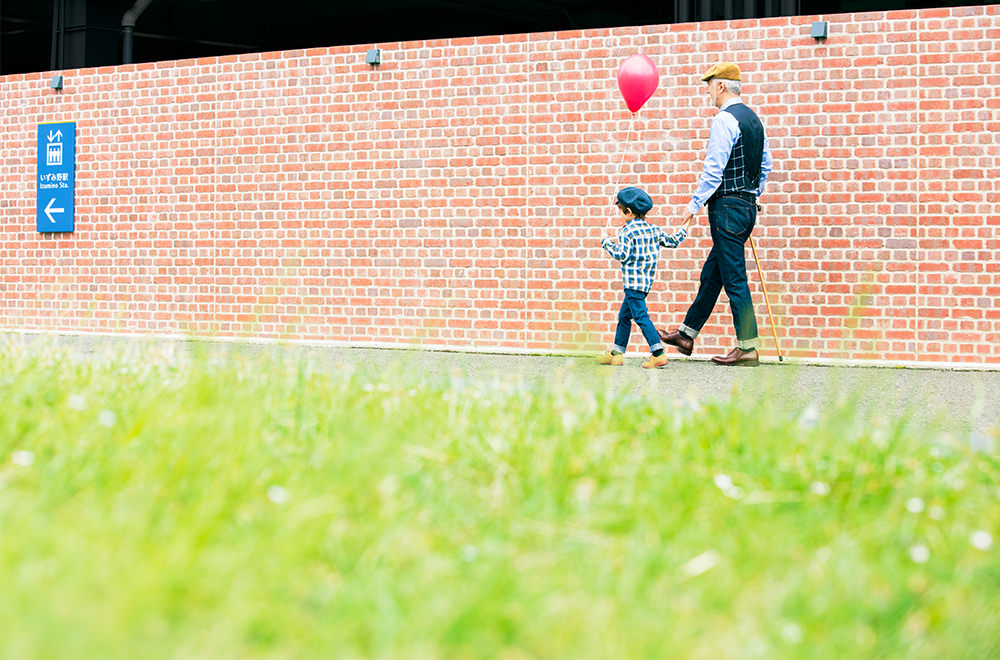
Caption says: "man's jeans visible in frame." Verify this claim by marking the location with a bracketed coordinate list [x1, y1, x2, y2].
[614, 289, 665, 354]
[681, 195, 759, 350]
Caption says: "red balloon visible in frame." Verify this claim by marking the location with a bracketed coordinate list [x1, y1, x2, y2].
[616, 54, 659, 113]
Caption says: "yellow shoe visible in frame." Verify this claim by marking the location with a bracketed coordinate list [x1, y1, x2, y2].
[595, 351, 624, 366]
[642, 353, 669, 369]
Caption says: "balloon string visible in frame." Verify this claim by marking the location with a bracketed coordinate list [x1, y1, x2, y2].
[610, 113, 636, 200]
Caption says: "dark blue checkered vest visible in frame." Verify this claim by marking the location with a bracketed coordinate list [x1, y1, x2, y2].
[712, 103, 764, 199]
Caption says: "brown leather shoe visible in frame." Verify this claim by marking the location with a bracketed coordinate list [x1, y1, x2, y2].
[711, 348, 759, 366]
[657, 328, 693, 356]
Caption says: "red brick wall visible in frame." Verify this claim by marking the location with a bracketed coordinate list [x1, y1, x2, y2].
[2, 6, 998, 365]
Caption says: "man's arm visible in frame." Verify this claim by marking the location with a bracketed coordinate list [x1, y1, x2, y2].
[687, 113, 740, 216]
[755, 133, 772, 198]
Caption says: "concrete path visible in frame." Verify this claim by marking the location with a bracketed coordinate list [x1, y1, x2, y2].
[296, 346, 998, 442]
[9, 333, 1000, 442]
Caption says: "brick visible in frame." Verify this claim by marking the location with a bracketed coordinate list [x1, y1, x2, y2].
[0, 6, 997, 365]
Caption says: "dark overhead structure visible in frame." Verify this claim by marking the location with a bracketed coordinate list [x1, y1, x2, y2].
[0, 0, 992, 75]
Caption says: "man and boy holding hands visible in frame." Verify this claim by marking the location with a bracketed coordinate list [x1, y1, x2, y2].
[598, 62, 773, 368]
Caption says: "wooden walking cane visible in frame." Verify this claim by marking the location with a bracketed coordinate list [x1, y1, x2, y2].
[748, 234, 785, 362]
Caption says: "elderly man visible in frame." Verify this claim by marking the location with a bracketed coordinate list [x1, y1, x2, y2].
[659, 62, 773, 366]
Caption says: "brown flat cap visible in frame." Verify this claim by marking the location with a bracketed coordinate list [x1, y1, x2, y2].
[701, 62, 742, 82]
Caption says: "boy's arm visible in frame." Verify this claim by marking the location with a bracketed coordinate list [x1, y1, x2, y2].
[601, 233, 634, 262]
[657, 226, 688, 248]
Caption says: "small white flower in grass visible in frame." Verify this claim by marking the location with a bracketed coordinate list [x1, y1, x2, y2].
[713, 474, 733, 491]
[362, 383, 374, 393]
[970, 530, 993, 551]
[68, 394, 86, 410]
[909, 544, 930, 564]
[906, 497, 925, 514]
[12, 450, 35, 467]
[798, 405, 820, 429]
[267, 486, 289, 504]
[377, 475, 399, 499]
[97, 410, 117, 428]
[871, 428, 889, 449]
[724, 486, 744, 500]
[779, 620, 804, 644]
[574, 478, 597, 504]
[713, 473, 743, 499]
[928, 505, 945, 521]
[679, 550, 720, 578]
[561, 411, 577, 431]
[810, 481, 831, 496]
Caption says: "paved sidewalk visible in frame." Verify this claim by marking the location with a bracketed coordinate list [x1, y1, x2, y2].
[10, 333, 1000, 441]
[301, 346, 998, 440]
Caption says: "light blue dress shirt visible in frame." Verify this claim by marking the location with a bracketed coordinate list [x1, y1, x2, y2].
[688, 98, 772, 215]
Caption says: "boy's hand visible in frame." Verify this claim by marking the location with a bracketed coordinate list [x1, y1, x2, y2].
[605, 217, 618, 241]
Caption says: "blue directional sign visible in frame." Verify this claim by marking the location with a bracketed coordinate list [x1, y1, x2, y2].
[37, 121, 76, 233]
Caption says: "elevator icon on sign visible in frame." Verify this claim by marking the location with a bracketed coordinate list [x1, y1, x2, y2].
[46, 137, 63, 166]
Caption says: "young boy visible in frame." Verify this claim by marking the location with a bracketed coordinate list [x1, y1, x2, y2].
[597, 187, 689, 368]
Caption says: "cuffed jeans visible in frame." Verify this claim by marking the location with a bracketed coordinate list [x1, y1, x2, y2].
[614, 289, 665, 354]
[680, 195, 759, 350]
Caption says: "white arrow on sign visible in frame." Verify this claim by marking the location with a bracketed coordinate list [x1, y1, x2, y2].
[47, 129, 63, 142]
[44, 198, 64, 223]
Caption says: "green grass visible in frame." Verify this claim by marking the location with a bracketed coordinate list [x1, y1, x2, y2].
[1, 339, 998, 659]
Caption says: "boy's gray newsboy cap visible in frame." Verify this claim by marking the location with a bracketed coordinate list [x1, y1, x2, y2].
[617, 187, 653, 216]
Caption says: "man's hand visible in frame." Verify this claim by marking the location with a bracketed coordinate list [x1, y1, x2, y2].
[680, 211, 694, 228]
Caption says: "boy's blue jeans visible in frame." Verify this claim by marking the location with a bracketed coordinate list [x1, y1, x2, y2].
[613, 289, 665, 354]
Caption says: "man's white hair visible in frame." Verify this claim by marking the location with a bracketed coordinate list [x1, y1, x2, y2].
[720, 78, 742, 95]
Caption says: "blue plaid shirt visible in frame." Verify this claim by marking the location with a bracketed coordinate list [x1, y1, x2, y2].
[601, 220, 687, 292]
